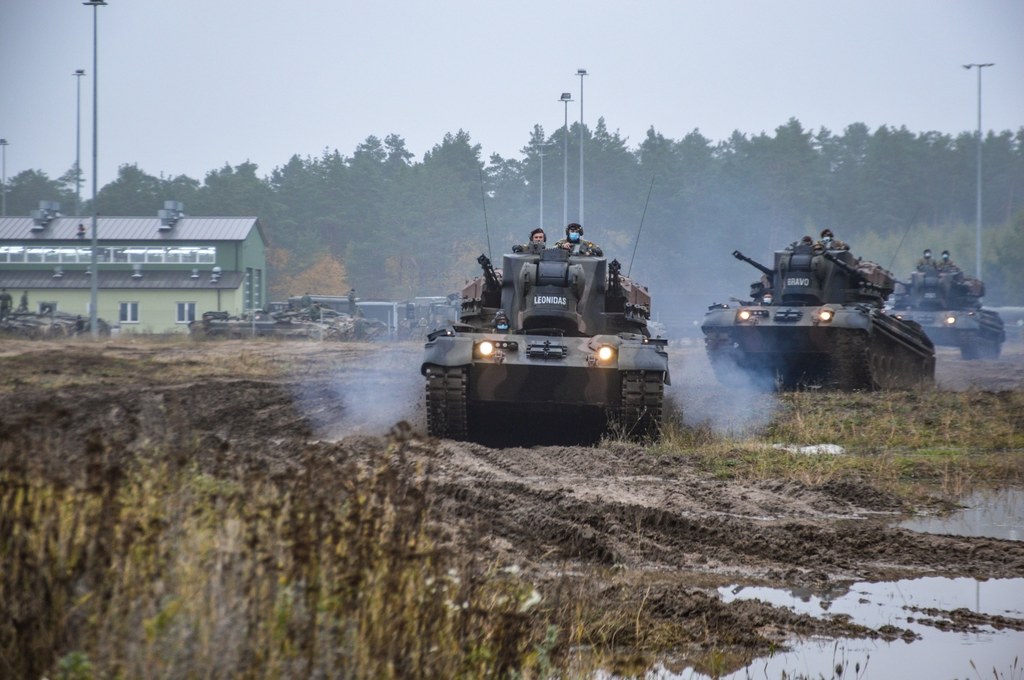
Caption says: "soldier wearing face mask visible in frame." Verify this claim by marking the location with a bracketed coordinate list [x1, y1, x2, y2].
[553, 223, 603, 256]
[916, 249, 934, 270]
[814, 228, 848, 252]
[938, 249, 958, 271]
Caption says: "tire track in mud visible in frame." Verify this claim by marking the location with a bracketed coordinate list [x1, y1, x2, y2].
[425, 439, 1024, 584]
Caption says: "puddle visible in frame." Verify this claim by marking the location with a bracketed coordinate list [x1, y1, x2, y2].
[899, 487, 1024, 541]
[695, 577, 1024, 680]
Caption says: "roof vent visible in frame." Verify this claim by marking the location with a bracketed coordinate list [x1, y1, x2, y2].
[132, 264, 143, 279]
[190, 268, 200, 279]
[53, 266, 64, 278]
[31, 201, 62, 230]
[210, 265, 222, 283]
[158, 200, 185, 230]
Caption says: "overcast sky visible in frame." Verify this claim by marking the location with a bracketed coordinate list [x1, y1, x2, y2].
[2, 0, 1022, 190]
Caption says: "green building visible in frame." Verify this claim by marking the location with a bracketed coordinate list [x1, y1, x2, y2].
[0, 201, 267, 334]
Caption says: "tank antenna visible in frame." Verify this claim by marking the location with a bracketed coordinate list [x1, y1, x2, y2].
[627, 175, 655, 278]
[479, 168, 492, 261]
[887, 209, 920, 272]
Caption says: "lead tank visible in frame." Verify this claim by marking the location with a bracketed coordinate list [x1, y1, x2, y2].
[701, 242, 935, 390]
[890, 262, 1005, 359]
[421, 242, 670, 442]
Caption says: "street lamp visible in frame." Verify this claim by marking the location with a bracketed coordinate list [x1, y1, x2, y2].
[963, 62, 994, 280]
[73, 69, 86, 217]
[560, 92, 573, 229]
[534, 142, 551, 229]
[85, 0, 107, 337]
[577, 68, 587, 225]
[0, 138, 8, 217]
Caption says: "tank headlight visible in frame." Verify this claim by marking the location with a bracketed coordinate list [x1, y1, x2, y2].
[597, 345, 615, 362]
[738, 309, 752, 321]
[818, 309, 834, 322]
[477, 340, 495, 356]
[945, 315, 956, 325]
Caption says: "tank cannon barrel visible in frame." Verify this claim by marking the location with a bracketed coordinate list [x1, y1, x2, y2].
[821, 250, 891, 296]
[820, 250, 858, 277]
[733, 250, 773, 278]
[608, 258, 623, 295]
[821, 250, 873, 286]
[477, 254, 500, 292]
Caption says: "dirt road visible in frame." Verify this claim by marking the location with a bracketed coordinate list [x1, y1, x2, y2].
[2, 338, 1022, 671]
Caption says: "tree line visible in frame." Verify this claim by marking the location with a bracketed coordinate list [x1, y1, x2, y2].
[5, 118, 1024, 312]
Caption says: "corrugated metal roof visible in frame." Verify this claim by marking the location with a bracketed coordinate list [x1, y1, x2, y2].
[0, 216, 264, 243]
[0, 269, 244, 290]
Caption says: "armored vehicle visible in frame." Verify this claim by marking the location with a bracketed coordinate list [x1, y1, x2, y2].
[701, 243, 935, 390]
[890, 263, 1005, 359]
[421, 242, 670, 442]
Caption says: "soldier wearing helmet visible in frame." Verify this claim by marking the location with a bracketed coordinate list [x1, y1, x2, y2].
[814, 228, 848, 252]
[553, 223, 603, 256]
[493, 309, 510, 333]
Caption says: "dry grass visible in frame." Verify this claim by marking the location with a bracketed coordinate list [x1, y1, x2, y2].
[655, 389, 1024, 495]
[0, 437, 561, 679]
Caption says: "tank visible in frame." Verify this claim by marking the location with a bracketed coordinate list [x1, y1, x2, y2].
[421, 242, 670, 442]
[890, 263, 1005, 359]
[701, 242, 935, 390]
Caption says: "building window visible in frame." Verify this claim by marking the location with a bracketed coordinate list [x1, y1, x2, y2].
[0, 245, 217, 265]
[119, 302, 139, 324]
[176, 302, 196, 324]
[254, 268, 263, 309]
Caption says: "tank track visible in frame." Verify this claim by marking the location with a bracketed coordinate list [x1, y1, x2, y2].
[425, 365, 468, 440]
[619, 370, 664, 439]
[962, 310, 1005, 359]
[831, 323, 934, 390]
[831, 331, 873, 389]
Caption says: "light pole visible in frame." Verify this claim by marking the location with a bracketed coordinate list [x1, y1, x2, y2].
[560, 92, 572, 229]
[73, 69, 86, 217]
[85, 0, 106, 337]
[0, 138, 8, 217]
[535, 142, 550, 228]
[963, 62, 994, 280]
[577, 68, 587, 225]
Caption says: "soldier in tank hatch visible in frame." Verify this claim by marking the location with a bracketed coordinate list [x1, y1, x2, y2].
[938, 250, 958, 271]
[513, 227, 547, 253]
[916, 249, 934, 269]
[553, 223, 602, 256]
[813, 228, 848, 252]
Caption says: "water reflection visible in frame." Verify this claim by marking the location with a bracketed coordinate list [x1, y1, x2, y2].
[899, 487, 1024, 541]
[700, 577, 1024, 680]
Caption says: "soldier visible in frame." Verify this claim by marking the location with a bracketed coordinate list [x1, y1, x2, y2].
[788, 235, 814, 250]
[916, 249, 934, 270]
[17, 290, 29, 313]
[512, 227, 546, 253]
[553, 223, 603, 256]
[814, 228, 848, 251]
[347, 288, 357, 316]
[938, 250, 958, 271]
[493, 310, 510, 333]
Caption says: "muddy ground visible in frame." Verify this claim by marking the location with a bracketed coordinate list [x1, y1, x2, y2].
[1, 337, 1023, 672]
